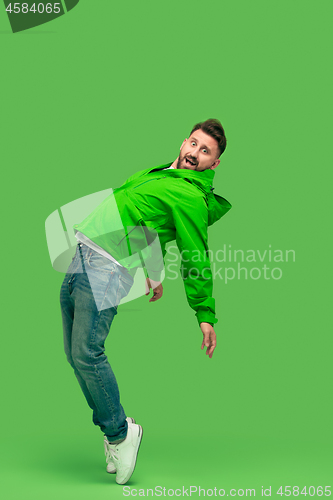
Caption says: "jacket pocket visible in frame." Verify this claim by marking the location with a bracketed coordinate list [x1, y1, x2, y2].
[132, 179, 157, 190]
[115, 220, 144, 248]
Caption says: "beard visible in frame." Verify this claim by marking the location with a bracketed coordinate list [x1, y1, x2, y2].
[176, 154, 198, 170]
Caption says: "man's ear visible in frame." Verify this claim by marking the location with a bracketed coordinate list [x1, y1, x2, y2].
[179, 138, 187, 151]
[210, 159, 220, 170]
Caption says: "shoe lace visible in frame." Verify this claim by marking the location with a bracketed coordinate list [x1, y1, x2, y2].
[104, 439, 121, 467]
[104, 439, 115, 460]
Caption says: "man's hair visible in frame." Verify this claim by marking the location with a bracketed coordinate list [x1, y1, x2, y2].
[190, 118, 227, 158]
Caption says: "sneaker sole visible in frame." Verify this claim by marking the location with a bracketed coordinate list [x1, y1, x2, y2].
[106, 417, 136, 474]
[116, 424, 143, 485]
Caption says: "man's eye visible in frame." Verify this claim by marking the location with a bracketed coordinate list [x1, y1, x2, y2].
[191, 142, 196, 146]
[202, 149, 207, 153]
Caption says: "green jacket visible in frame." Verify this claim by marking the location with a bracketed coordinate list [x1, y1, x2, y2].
[73, 163, 232, 326]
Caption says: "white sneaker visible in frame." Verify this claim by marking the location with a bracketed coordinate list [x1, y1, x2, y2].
[104, 421, 143, 485]
[104, 417, 136, 474]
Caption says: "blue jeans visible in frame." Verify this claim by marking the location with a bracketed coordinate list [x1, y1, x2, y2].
[60, 242, 134, 443]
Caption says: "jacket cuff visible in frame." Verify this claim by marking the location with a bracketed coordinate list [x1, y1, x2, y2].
[196, 309, 218, 327]
[146, 268, 164, 282]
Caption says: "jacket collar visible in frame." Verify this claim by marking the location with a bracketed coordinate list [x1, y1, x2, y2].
[148, 162, 214, 194]
[146, 163, 232, 226]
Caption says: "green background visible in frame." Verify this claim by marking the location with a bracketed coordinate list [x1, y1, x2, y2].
[1, 0, 332, 498]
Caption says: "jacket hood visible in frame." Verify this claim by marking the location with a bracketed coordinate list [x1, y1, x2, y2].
[148, 163, 232, 226]
[207, 193, 232, 226]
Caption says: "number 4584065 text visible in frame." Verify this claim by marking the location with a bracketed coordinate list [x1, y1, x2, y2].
[6, 3, 61, 14]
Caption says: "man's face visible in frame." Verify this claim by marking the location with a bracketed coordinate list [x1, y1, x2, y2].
[176, 129, 220, 171]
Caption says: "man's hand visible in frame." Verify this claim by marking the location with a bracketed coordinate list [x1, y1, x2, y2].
[200, 322, 217, 359]
[145, 278, 163, 302]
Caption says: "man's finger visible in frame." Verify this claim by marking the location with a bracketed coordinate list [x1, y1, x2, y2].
[207, 342, 216, 358]
[200, 331, 217, 358]
[148, 284, 163, 302]
[202, 332, 209, 350]
[149, 290, 162, 302]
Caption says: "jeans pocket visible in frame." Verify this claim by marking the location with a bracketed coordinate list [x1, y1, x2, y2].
[86, 249, 116, 272]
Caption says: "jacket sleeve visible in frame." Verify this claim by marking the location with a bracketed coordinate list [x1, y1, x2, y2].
[171, 196, 218, 327]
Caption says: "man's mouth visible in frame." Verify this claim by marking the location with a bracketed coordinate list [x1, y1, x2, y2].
[185, 157, 197, 167]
